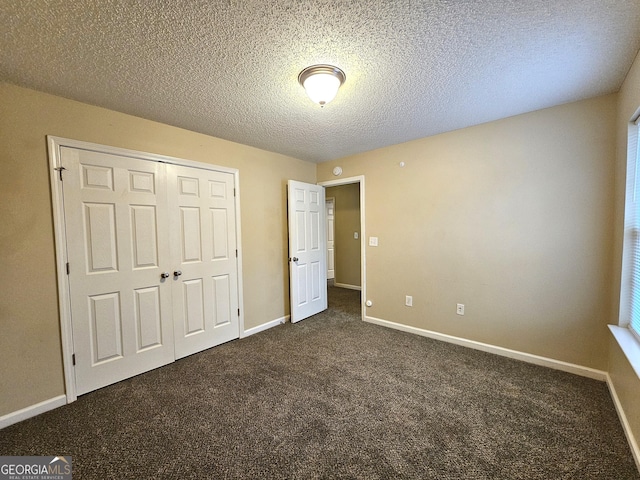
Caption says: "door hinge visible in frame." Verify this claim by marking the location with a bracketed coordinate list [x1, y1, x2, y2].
[66, 262, 70, 275]
[72, 354, 76, 366]
[236, 249, 238, 258]
[234, 188, 236, 197]
[54, 166, 67, 181]
[237, 308, 240, 316]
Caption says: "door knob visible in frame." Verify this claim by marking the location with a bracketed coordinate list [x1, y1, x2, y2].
[161, 272, 170, 279]
[174, 270, 182, 277]
[291, 257, 299, 262]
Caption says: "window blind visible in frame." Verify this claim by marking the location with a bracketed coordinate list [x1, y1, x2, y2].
[625, 118, 640, 337]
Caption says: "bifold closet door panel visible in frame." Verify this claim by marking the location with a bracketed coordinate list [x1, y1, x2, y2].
[168, 164, 240, 359]
[61, 147, 175, 395]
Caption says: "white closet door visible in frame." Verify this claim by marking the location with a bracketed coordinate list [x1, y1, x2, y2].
[61, 147, 174, 395]
[168, 165, 239, 359]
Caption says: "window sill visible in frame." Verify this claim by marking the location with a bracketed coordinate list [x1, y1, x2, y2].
[609, 325, 640, 379]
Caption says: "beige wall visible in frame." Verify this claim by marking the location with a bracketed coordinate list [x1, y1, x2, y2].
[0, 83, 315, 416]
[319, 95, 617, 369]
[609, 49, 640, 449]
[326, 184, 361, 287]
[3, 76, 635, 433]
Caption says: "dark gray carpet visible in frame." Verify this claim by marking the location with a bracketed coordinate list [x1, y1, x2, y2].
[1, 287, 638, 479]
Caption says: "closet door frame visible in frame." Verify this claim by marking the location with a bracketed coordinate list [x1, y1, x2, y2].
[48, 136, 245, 403]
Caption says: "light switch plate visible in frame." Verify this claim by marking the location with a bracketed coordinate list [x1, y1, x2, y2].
[369, 236, 378, 246]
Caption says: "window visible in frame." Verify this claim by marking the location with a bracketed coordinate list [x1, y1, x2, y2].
[621, 115, 640, 339]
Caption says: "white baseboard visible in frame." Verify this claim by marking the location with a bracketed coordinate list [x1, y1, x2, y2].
[0, 395, 67, 430]
[242, 315, 289, 337]
[334, 283, 361, 291]
[606, 374, 640, 471]
[364, 315, 607, 381]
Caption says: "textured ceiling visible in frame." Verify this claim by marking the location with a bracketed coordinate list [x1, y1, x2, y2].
[2, 1, 640, 163]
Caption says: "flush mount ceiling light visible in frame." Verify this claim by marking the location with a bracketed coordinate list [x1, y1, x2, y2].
[298, 64, 346, 107]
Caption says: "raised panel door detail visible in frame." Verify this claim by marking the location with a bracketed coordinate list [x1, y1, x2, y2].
[180, 207, 202, 262]
[297, 263, 308, 306]
[296, 211, 306, 252]
[212, 275, 231, 326]
[89, 292, 123, 364]
[210, 208, 228, 259]
[82, 164, 113, 190]
[328, 248, 335, 273]
[310, 210, 320, 251]
[294, 188, 305, 204]
[178, 176, 199, 196]
[310, 190, 320, 206]
[183, 279, 205, 335]
[134, 286, 162, 351]
[84, 203, 118, 273]
[130, 206, 158, 269]
[209, 181, 226, 199]
[311, 261, 321, 301]
[129, 170, 155, 193]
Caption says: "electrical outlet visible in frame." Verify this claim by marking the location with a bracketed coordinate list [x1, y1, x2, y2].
[354, 232, 359, 239]
[406, 295, 413, 307]
[369, 236, 378, 246]
[456, 303, 465, 315]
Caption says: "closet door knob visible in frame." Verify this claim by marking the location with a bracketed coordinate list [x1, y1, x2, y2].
[174, 270, 182, 277]
[161, 272, 170, 279]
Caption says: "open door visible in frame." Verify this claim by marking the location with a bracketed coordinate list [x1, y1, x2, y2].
[287, 180, 328, 323]
[326, 198, 335, 281]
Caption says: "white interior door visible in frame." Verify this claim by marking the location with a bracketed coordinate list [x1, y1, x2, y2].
[56, 139, 242, 396]
[288, 180, 328, 323]
[326, 198, 335, 280]
[169, 165, 239, 359]
[61, 147, 175, 395]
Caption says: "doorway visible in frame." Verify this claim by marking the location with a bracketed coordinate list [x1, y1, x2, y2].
[318, 176, 365, 320]
[324, 184, 361, 291]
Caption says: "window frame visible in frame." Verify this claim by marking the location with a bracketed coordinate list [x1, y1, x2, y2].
[620, 113, 640, 340]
